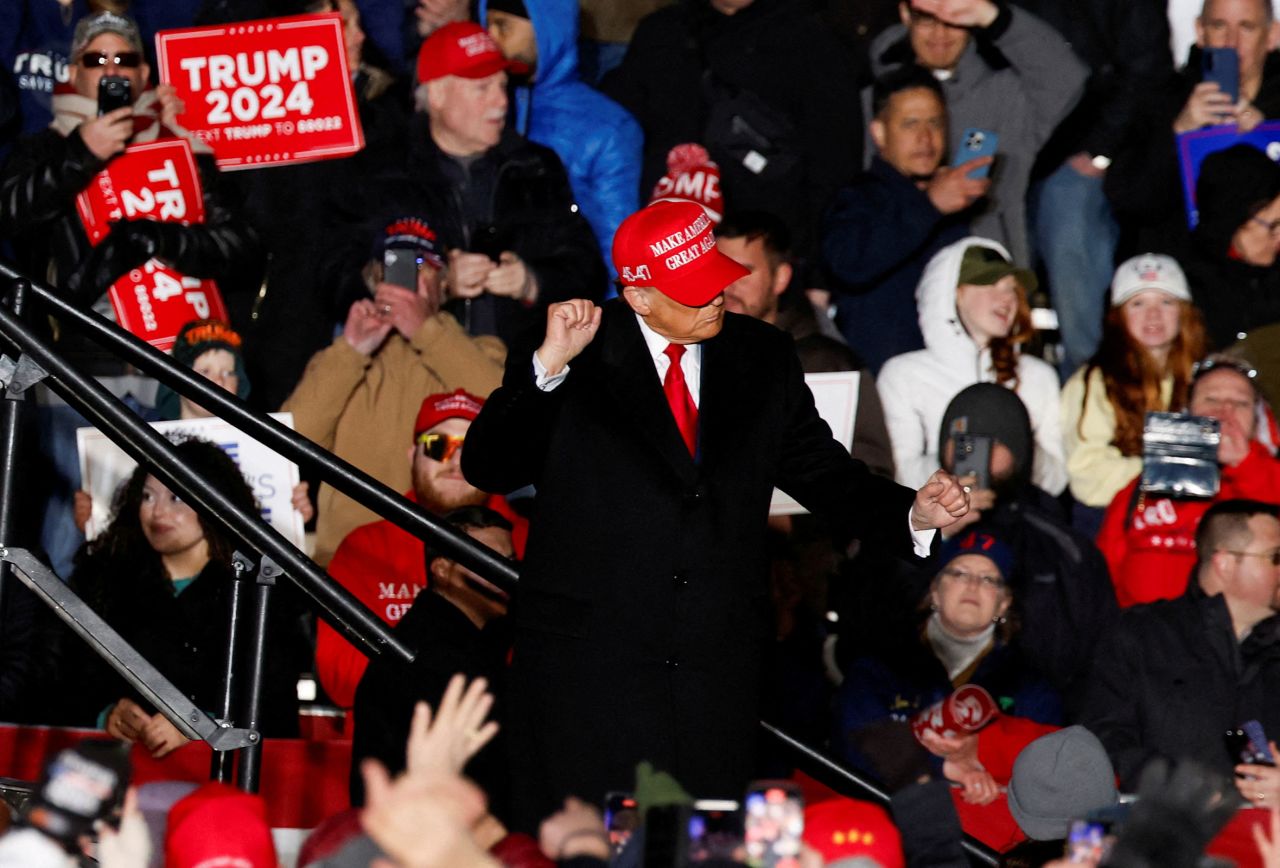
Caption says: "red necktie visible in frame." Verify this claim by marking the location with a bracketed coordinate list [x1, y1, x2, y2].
[663, 343, 698, 456]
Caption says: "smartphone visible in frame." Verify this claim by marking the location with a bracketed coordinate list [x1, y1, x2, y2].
[743, 781, 803, 868]
[959, 127, 998, 179]
[687, 799, 742, 864]
[1065, 819, 1114, 863]
[470, 222, 505, 262]
[952, 433, 993, 491]
[1226, 720, 1276, 768]
[1202, 46, 1240, 104]
[604, 791, 639, 856]
[97, 75, 132, 116]
[383, 247, 420, 292]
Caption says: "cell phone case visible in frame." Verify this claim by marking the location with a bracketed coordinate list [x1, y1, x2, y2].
[1140, 411, 1220, 498]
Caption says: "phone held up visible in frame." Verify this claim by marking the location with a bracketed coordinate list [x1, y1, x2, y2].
[97, 76, 132, 116]
[960, 127, 999, 180]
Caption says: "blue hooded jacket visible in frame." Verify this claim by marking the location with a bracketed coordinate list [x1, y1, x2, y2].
[480, 0, 642, 290]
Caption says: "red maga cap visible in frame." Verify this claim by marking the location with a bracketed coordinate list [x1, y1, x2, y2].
[417, 21, 526, 83]
[414, 389, 485, 440]
[612, 200, 748, 307]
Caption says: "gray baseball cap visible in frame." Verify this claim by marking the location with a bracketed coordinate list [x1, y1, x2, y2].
[70, 11, 144, 60]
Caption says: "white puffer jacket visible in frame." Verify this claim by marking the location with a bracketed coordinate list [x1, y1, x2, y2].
[877, 237, 1067, 494]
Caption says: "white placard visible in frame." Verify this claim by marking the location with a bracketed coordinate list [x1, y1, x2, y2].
[770, 371, 861, 516]
[76, 413, 304, 547]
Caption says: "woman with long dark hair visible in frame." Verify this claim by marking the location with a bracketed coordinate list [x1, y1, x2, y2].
[1061, 254, 1207, 532]
[55, 437, 302, 754]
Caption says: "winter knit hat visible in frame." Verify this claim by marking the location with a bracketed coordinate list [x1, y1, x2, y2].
[938, 382, 1032, 484]
[1006, 726, 1118, 841]
[1195, 143, 1280, 257]
[650, 144, 725, 222]
[154, 319, 251, 420]
[939, 531, 1014, 582]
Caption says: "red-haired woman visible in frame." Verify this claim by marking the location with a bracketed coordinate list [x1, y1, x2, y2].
[1061, 254, 1207, 533]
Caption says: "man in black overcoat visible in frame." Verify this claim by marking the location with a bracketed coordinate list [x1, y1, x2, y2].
[462, 200, 969, 828]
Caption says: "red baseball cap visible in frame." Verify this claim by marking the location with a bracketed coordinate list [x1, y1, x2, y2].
[414, 389, 485, 440]
[802, 798, 905, 868]
[612, 200, 749, 307]
[164, 783, 276, 868]
[417, 21, 526, 84]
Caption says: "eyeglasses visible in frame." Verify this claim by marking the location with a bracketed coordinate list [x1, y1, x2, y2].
[939, 566, 1005, 589]
[79, 50, 143, 69]
[416, 432, 465, 462]
[1220, 548, 1280, 567]
[1252, 215, 1280, 235]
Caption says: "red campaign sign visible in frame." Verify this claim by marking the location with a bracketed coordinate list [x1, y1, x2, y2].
[75, 138, 228, 351]
[156, 12, 365, 170]
[76, 139, 205, 245]
[108, 261, 229, 352]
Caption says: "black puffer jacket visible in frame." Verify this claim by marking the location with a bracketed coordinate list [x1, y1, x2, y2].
[0, 126, 262, 300]
[0, 124, 262, 373]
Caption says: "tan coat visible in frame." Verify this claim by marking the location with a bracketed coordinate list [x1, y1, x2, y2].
[282, 313, 505, 565]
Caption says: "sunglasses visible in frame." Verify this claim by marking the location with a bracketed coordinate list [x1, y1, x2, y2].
[416, 432, 465, 462]
[80, 50, 143, 69]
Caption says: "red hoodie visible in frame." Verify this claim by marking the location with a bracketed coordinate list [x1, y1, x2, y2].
[1096, 442, 1280, 607]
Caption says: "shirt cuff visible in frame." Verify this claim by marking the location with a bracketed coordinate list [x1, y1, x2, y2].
[532, 350, 569, 391]
[909, 512, 936, 557]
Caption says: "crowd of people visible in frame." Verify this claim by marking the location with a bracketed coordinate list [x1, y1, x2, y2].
[5, 0, 1280, 865]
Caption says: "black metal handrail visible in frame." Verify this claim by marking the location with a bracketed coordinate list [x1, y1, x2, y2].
[0, 261, 520, 594]
[0, 263, 1001, 862]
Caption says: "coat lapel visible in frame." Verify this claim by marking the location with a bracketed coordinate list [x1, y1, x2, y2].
[698, 316, 753, 477]
[601, 304, 699, 484]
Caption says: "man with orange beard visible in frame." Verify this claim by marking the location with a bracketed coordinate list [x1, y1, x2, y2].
[314, 390, 526, 709]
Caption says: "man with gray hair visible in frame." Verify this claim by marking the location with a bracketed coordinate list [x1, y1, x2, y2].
[337, 21, 604, 347]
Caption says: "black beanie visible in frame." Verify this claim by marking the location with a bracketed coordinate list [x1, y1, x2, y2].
[938, 383, 1032, 483]
[1194, 143, 1280, 258]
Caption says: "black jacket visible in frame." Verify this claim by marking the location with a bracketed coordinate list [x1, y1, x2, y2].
[602, 0, 861, 264]
[1106, 49, 1280, 252]
[822, 156, 969, 373]
[329, 118, 605, 349]
[349, 591, 512, 812]
[463, 300, 921, 828]
[0, 127, 261, 302]
[0, 126, 262, 372]
[50, 555, 304, 737]
[1077, 586, 1280, 787]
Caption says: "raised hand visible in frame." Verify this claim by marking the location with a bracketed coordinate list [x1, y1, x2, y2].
[404, 674, 500, 778]
[343, 298, 394, 355]
[374, 281, 431, 339]
[1174, 82, 1237, 133]
[536, 299, 602, 375]
[909, 0, 1000, 28]
[911, 469, 970, 531]
[79, 106, 134, 161]
[926, 160, 992, 214]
